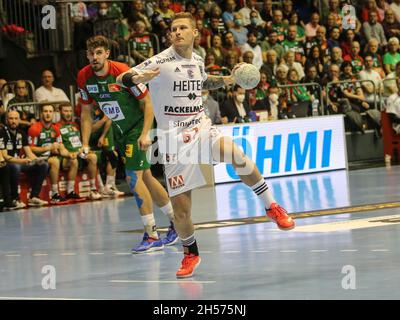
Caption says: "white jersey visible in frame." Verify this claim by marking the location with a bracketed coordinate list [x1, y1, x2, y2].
[131, 46, 209, 152]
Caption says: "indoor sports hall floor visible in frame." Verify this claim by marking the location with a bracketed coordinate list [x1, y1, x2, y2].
[1, 165, 400, 300]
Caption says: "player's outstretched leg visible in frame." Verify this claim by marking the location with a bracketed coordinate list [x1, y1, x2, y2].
[142, 169, 179, 246]
[213, 137, 295, 230]
[171, 191, 201, 278]
[126, 170, 164, 253]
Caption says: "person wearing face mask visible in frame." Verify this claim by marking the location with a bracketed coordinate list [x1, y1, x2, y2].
[229, 12, 249, 46]
[221, 85, 252, 123]
[245, 10, 264, 40]
[201, 90, 224, 125]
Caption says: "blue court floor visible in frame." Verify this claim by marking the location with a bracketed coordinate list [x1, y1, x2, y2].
[1, 165, 400, 300]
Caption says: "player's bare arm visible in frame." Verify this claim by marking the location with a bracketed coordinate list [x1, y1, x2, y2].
[138, 94, 154, 151]
[116, 68, 160, 86]
[98, 118, 112, 148]
[80, 102, 93, 151]
[203, 75, 234, 90]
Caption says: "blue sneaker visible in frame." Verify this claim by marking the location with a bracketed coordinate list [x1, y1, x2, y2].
[131, 233, 164, 254]
[162, 226, 179, 246]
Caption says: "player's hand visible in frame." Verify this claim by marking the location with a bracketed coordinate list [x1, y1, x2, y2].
[22, 158, 32, 165]
[0, 158, 6, 168]
[51, 142, 60, 152]
[138, 134, 152, 151]
[97, 136, 105, 148]
[133, 69, 160, 84]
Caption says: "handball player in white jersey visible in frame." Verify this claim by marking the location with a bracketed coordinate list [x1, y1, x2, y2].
[117, 12, 295, 278]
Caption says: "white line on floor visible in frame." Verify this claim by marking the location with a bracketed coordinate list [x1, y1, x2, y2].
[280, 250, 298, 253]
[109, 280, 216, 284]
[340, 249, 358, 252]
[251, 250, 269, 253]
[60, 253, 76, 256]
[370, 249, 390, 252]
[33, 253, 48, 256]
[310, 250, 328, 252]
[5, 254, 21, 257]
[113, 252, 131, 255]
[88, 252, 105, 255]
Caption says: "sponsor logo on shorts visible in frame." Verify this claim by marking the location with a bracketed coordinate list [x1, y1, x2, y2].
[86, 85, 99, 93]
[125, 144, 133, 158]
[168, 175, 185, 189]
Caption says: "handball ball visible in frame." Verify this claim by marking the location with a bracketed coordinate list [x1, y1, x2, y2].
[234, 63, 261, 90]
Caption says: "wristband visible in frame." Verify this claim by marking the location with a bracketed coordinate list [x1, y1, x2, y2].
[122, 72, 137, 87]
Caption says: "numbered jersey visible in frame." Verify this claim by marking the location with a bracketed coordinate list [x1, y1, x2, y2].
[77, 60, 147, 135]
[131, 46, 209, 152]
[55, 122, 82, 152]
[28, 122, 62, 157]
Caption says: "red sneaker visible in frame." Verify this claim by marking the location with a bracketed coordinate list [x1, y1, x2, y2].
[176, 254, 201, 278]
[267, 203, 295, 230]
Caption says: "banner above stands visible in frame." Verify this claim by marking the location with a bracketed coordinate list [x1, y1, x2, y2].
[213, 115, 347, 184]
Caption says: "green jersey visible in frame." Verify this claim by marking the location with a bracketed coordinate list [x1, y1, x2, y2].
[77, 60, 148, 135]
[55, 122, 82, 152]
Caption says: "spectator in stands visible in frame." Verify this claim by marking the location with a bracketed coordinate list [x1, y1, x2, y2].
[361, 0, 383, 23]
[306, 26, 329, 57]
[221, 85, 252, 123]
[7, 80, 36, 130]
[365, 38, 385, 78]
[260, 0, 273, 23]
[326, 0, 342, 27]
[28, 104, 77, 205]
[34, 70, 69, 103]
[266, 9, 285, 42]
[151, 0, 174, 49]
[282, 51, 305, 81]
[205, 52, 222, 75]
[242, 50, 255, 65]
[1, 110, 48, 208]
[384, 37, 400, 75]
[340, 29, 357, 57]
[382, 9, 400, 40]
[207, 34, 224, 67]
[224, 51, 239, 71]
[55, 103, 102, 200]
[359, 54, 383, 108]
[208, 5, 226, 36]
[202, 89, 224, 125]
[222, 0, 237, 30]
[362, 11, 387, 46]
[185, 1, 197, 17]
[229, 12, 248, 46]
[250, 71, 269, 110]
[283, 25, 306, 65]
[282, 0, 295, 23]
[222, 31, 242, 62]
[305, 12, 321, 40]
[390, 0, 400, 23]
[287, 68, 312, 117]
[241, 31, 263, 70]
[209, 16, 226, 37]
[383, 61, 400, 96]
[128, 20, 154, 64]
[326, 13, 340, 33]
[288, 12, 305, 43]
[196, 19, 211, 50]
[260, 49, 279, 84]
[339, 61, 371, 112]
[327, 26, 341, 51]
[344, 41, 364, 74]
[245, 10, 265, 40]
[324, 46, 343, 74]
[239, 0, 263, 27]
[305, 45, 324, 77]
[302, 65, 322, 102]
[384, 77, 400, 133]
[193, 35, 206, 59]
[261, 30, 285, 62]
[128, 0, 152, 32]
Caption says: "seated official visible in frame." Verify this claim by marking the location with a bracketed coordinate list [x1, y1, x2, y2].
[221, 85, 252, 123]
[0, 110, 48, 208]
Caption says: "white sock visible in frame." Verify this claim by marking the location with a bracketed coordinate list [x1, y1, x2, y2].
[160, 201, 174, 222]
[141, 214, 158, 238]
[97, 173, 104, 190]
[90, 179, 96, 190]
[251, 179, 275, 209]
[106, 175, 115, 188]
[51, 184, 58, 195]
[67, 180, 75, 194]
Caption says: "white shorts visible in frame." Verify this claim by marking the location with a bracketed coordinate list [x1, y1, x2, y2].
[163, 121, 223, 197]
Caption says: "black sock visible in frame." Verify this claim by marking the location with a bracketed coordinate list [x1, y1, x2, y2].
[184, 240, 199, 256]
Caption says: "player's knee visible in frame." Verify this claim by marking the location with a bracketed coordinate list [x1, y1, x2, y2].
[125, 169, 138, 191]
[105, 150, 118, 169]
[48, 157, 59, 169]
[87, 153, 97, 164]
